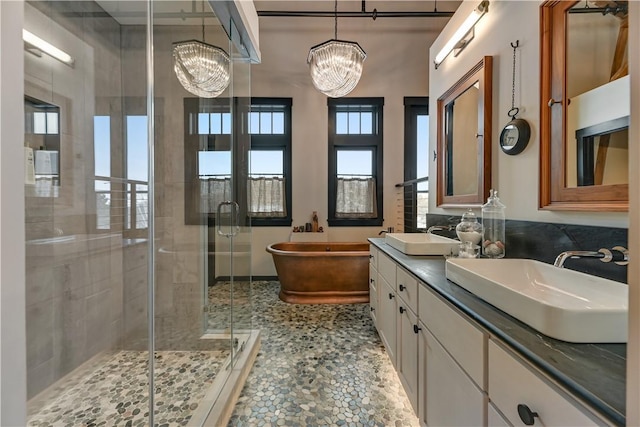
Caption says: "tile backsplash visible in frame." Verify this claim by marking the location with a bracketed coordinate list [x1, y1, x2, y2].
[426, 214, 628, 284]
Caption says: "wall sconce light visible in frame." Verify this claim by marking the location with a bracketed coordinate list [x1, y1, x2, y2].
[434, 1, 489, 69]
[23, 29, 75, 68]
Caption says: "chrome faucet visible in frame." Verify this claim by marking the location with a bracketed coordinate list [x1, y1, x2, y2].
[426, 225, 455, 234]
[553, 246, 629, 268]
[553, 250, 609, 268]
[378, 227, 395, 235]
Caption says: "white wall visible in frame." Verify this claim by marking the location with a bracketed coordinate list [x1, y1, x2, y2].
[251, 5, 455, 275]
[0, 1, 27, 424]
[428, 0, 627, 228]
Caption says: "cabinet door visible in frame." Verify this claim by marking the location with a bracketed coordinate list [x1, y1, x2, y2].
[378, 276, 397, 366]
[488, 403, 510, 427]
[397, 304, 419, 414]
[369, 284, 378, 327]
[419, 325, 485, 427]
[369, 265, 378, 328]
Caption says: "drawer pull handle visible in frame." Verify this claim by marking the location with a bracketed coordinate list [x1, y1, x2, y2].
[370, 307, 375, 312]
[399, 284, 406, 291]
[517, 404, 539, 426]
[388, 293, 395, 299]
[413, 324, 421, 334]
[399, 306, 405, 314]
[369, 254, 374, 259]
[370, 278, 374, 284]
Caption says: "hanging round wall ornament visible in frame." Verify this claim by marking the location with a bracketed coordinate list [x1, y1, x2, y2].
[500, 40, 531, 155]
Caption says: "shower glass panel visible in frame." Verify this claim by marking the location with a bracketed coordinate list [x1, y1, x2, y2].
[24, 1, 151, 425]
[152, 1, 251, 424]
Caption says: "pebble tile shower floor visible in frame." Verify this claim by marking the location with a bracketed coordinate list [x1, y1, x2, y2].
[228, 280, 419, 427]
[26, 350, 229, 427]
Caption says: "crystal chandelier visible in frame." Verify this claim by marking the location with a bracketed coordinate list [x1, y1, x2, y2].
[172, 7, 230, 98]
[307, 0, 366, 98]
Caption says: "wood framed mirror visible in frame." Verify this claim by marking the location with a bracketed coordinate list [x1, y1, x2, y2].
[540, 1, 629, 211]
[436, 56, 492, 207]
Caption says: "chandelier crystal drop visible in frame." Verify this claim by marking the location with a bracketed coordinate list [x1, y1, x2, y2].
[173, 40, 230, 98]
[307, 40, 366, 98]
[307, 0, 366, 98]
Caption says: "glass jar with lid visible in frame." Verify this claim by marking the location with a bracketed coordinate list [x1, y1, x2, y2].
[455, 209, 482, 245]
[481, 189, 506, 258]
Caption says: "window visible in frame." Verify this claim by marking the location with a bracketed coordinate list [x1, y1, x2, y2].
[403, 98, 429, 232]
[248, 99, 292, 226]
[183, 97, 292, 226]
[328, 98, 383, 226]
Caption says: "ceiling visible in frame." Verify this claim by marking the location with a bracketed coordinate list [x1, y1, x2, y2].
[95, 0, 461, 27]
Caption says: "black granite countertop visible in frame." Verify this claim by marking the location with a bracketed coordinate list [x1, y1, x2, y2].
[369, 238, 626, 426]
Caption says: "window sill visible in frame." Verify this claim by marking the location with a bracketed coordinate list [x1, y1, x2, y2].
[250, 218, 293, 227]
[327, 218, 383, 227]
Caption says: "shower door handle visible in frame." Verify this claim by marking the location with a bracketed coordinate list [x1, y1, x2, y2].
[216, 201, 240, 237]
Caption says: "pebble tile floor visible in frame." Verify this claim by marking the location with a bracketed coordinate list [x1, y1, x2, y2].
[26, 350, 229, 427]
[228, 280, 419, 427]
[26, 280, 418, 427]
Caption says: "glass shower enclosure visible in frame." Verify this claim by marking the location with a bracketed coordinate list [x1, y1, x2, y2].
[23, 1, 256, 425]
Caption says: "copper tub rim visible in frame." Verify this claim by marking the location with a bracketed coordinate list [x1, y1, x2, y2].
[266, 242, 369, 257]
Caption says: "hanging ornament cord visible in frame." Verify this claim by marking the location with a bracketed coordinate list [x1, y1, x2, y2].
[509, 40, 520, 119]
[334, 0, 338, 39]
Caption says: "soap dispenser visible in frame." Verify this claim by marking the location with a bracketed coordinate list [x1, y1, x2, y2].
[481, 189, 505, 258]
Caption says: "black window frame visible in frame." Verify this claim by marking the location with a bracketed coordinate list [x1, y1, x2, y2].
[403, 97, 430, 232]
[328, 97, 384, 227]
[248, 97, 293, 227]
[183, 97, 292, 227]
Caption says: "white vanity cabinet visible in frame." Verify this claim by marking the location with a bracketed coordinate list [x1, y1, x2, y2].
[378, 277, 397, 365]
[396, 266, 419, 412]
[488, 340, 603, 427]
[368, 245, 379, 326]
[369, 245, 607, 427]
[375, 251, 398, 366]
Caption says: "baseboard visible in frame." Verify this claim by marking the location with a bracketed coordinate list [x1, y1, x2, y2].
[213, 275, 278, 282]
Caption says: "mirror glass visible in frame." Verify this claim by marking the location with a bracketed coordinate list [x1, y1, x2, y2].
[445, 84, 479, 196]
[565, 1, 629, 189]
[437, 56, 492, 207]
[540, 1, 629, 210]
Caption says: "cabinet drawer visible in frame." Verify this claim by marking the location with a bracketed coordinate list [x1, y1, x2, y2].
[369, 265, 377, 294]
[419, 285, 485, 389]
[378, 252, 396, 287]
[369, 245, 378, 269]
[396, 267, 418, 313]
[488, 340, 601, 426]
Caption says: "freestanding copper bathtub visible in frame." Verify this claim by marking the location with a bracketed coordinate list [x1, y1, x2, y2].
[266, 242, 370, 304]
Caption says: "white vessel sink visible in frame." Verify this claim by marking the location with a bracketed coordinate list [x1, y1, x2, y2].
[385, 233, 459, 256]
[445, 258, 628, 343]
